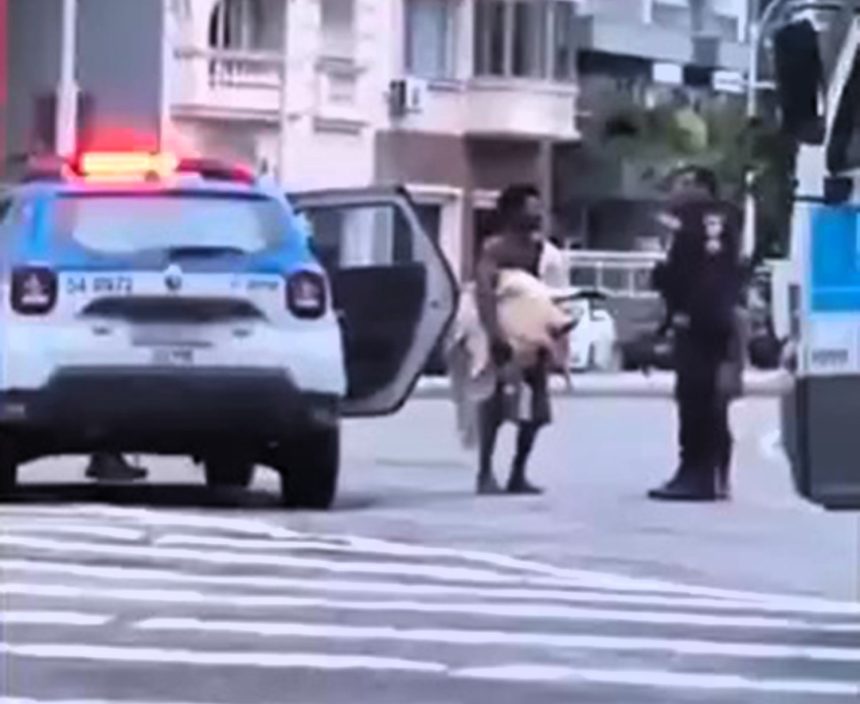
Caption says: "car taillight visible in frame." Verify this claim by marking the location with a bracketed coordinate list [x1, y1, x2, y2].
[287, 271, 327, 319]
[11, 266, 58, 315]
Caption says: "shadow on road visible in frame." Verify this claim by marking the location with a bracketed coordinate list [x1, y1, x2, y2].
[1, 483, 284, 509]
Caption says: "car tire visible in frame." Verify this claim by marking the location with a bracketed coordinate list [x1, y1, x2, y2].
[0, 436, 19, 497]
[276, 427, 340, 510]
[605, 346, 623, 373]
[203, 456, 255, 489]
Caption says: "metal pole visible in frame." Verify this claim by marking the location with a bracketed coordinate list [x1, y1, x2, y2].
[159, 0, 172, 149]
[56, 0, 79, 156]
[743, 0, 761, 260]
[277, 3, 289, 186]
[743, 0, 797, 260]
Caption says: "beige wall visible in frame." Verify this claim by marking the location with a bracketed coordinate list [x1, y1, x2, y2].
[375, 130, 553, 278]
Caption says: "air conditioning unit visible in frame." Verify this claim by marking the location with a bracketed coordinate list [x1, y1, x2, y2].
[389, 78, 427, 117]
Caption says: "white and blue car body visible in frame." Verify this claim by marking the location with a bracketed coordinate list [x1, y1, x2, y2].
[0, 153, 457, 508]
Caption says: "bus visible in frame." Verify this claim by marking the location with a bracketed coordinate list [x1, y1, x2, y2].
[770, 1, 860, 509]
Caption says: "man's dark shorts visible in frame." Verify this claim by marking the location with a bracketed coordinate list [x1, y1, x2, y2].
[484, 363, 551, 427]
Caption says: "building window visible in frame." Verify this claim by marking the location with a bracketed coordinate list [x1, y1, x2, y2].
[474, 0, 577, 81]
[209, 0, 263, 50]
[321, 0, 354, 58]
[512, 1, 547, 78]
[552, 1, 577, 81]
[405, 0, 458, 79]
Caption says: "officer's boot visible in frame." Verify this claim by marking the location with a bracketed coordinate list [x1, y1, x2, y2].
[648, 464, 718, 502]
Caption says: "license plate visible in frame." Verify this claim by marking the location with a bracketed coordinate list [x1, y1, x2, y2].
[133, 326, 207, 348]
[150, 348, 195, 366]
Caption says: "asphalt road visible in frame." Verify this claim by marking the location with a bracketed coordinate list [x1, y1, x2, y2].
[1, 396, 859, 704]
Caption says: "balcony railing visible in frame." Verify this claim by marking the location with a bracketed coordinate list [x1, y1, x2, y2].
[171, 46, 282, 116]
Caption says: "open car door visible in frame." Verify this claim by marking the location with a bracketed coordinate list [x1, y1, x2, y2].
[290, 187, 458, 417]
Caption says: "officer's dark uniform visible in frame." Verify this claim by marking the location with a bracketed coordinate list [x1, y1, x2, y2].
[651, 196, 743, 501]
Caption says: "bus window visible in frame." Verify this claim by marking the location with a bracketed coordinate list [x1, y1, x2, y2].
[827, 53, 860, 173]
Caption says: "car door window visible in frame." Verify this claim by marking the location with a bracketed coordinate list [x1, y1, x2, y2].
[292, 188, 456, 417]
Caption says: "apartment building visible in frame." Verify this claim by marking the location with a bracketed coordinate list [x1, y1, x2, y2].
[3, 0, 751, 276]
[171, 0, 583, 278]
[4, 0, 582, 279]
[559, 0, 751, 250]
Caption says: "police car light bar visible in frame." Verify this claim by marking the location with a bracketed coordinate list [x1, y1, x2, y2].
[77, 151, 180, 180]
[12, 151, 256, 186]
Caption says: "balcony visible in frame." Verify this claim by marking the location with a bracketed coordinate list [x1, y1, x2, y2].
[171, 46, 282, 121]
[574, 1, 747, 70]
[573, 14, 692, 64]
[463, 79, 579, 140]
[394, 77, 579, 142]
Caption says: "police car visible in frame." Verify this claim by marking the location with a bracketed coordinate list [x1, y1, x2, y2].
[0, 151, 456, 509]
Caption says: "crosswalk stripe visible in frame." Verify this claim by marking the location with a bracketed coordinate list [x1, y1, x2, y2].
[3, 532, 859, 623]
[135, 617, 860, 663]
[0, 642, 446, 674]
[3, 581, 855, 632]
[2, 506, 856, 701]
[3, 641, 858, 697]
[0, 534, 547, 585]
[1, 699, 228, 704]
[4, 558, 854, 618]
[4, 505, 858, 616]
[0, 505, 303, 540]
[456, 664, 860, 696]
[2, 611, 111, 626]
[2, 522, 144, 542]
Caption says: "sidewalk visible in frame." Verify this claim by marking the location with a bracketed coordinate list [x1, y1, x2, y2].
[414, 370, 792, 400]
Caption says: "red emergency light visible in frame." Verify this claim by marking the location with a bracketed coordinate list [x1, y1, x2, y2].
[14, 150, 257, 186]
[75, 151, 180, 181]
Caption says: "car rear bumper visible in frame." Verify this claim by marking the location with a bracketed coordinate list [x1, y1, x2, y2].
[0, 367, 339, 455]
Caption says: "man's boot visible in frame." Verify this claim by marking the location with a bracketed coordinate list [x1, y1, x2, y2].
[506, 467, 543, 495]
[648, 465, 718, 502]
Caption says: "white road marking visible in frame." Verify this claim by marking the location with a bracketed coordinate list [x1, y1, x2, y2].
[456, 664, 860, 696]
[0, 534, 542, 585]
[0, 642, 445, 674]
[3, 505, 857, 617]
[5, 581, 855, 632]
[0, 505, 301, 540]
[1, 521, 144, 542]
[136, 617, 860, 663]
[1, 611, 111, 626]
[5, 558, 856, 618]
[1, 700, 228, 704]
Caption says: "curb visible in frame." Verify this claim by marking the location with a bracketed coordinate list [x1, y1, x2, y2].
[413, 371, 792, 400]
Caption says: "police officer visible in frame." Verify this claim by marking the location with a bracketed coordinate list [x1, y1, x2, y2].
[649, 166, 744, 502]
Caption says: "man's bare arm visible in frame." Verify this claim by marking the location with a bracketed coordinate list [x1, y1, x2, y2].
[475, 237, 503, 341]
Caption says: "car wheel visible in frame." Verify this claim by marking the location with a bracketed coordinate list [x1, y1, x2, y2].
[276, 427, 340, 510]
[605, 345, 623, 373]
[203, 455, 255, 489]
[0, 436, 19, 497]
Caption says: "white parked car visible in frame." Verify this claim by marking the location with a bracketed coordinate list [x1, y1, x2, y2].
[565, 290, 620, 372]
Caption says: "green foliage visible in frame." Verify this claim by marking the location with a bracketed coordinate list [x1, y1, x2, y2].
[600, 97, 796, 258]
